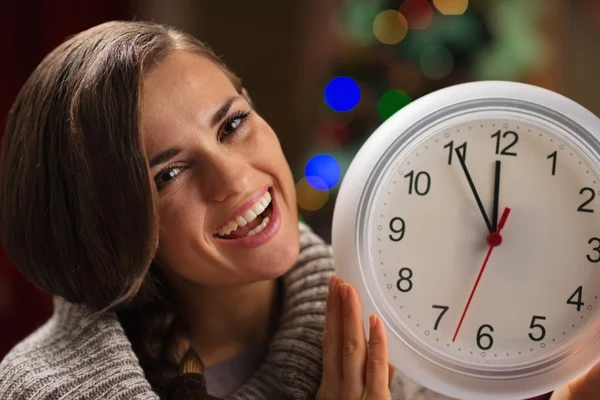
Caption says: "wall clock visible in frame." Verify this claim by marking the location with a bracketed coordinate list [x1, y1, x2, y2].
[332, 81, 600, 399]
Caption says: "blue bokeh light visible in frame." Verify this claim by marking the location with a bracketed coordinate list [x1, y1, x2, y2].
[324, 76, 361, 112]
[305, 154, 341, 190]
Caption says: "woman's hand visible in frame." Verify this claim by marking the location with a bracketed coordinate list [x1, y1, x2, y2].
[549, 360, 600, 400]
[317, 276, 393, 400]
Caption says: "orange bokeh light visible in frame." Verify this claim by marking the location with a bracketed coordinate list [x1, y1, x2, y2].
[373, 10, 409, 45]
[433, 0, 469, 15]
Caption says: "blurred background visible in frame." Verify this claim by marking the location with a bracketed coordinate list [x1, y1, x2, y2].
[1, 0, 600, 359]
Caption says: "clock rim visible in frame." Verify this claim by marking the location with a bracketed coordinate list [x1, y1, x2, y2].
[332, 80, 600, 399]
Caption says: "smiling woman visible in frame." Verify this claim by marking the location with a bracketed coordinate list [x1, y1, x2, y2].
[0, 20, 449, 400]
[141, 49, 299, 288]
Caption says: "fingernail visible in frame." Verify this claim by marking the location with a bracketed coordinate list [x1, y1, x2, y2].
[340, 283, 349, 300]
[331, 277, 340, 293]
[369, 315, 377, 330]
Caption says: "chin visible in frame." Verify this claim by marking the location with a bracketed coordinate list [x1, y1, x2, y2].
[251, 221, 300, 280]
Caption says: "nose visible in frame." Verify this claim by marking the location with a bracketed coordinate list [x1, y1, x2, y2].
[201, 153, 250, 202]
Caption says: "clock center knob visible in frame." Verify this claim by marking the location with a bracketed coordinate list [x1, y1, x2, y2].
[487, 232, 503, 247]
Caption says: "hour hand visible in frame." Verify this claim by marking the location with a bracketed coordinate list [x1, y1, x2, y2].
[492, 160, 501, 232]
[455, 149, 493, 233]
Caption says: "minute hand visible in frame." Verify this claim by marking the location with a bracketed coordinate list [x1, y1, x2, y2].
[455, 149, 493, 233]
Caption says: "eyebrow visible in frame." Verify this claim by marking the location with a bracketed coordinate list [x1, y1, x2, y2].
[148, 96, 240, 168]
[210, 96, 238, 128]
[149, 147, 182, 168]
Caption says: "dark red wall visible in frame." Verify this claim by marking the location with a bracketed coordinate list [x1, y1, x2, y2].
[0, 0, 134, 359]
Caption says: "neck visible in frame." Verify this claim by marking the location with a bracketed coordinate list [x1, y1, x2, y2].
[172, 277, 281, 367]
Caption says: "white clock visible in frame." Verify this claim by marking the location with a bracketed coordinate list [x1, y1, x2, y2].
[332, 81, 600, 399]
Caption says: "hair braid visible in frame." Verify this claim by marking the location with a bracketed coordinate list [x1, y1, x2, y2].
[118, 296, 222, 399]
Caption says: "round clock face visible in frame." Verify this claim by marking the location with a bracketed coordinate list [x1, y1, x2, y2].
[369, 116, 600, 367]
[333, 82, 600, 399]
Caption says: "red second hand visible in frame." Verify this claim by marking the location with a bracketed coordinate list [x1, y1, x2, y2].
[452, 206, 512, 342]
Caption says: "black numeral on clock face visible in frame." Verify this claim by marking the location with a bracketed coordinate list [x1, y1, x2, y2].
[548, 151, 557, 176]
[404, 170, 431, 195]
[578, 187, 595, 213]
[388, 217, 405, 242]
[443, 140, 467, 165]
[477, 324, 494, 350]
[587, 237, 600, 263]
[396, 268, 413, 292]
[528, 315, 546, 341]
[567, 286, 584, 311]
[432, 305, 448, 330]
[491, 130, 518, 156]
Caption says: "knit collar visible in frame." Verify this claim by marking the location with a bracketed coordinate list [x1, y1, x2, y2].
[227, 222, 334, 399]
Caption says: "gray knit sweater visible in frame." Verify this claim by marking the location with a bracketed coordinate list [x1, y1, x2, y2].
[0, 223, 449, 399]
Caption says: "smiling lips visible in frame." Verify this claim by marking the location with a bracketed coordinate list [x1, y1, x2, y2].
[214, 190, 272, 238]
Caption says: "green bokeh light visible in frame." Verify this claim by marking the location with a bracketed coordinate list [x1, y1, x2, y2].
[342, 0, 382, 46]
[420, 45, 454, 80]
[377, 90, 412, 120]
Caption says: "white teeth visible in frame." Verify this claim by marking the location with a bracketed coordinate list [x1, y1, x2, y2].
[242, 209, 257, 222]
[215, 190, 272, 236]
[235, 216, 247, 227]
[247, 216, 270, 237]
[254, 202, 266, 216]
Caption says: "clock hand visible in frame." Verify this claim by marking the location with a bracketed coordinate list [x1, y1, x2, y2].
[492, 160, 501, 232]
[452, 207, 512, 342]
[455, 149, 494, 233]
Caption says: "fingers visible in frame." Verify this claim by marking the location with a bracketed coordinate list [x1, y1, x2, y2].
[320, 277, 392, 400]
[340, 283, 367, 396]
[322, 276, 343, 385]
[388, 364, 395, 388]
[365, 315, 392, 399]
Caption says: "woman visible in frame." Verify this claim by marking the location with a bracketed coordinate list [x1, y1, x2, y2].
[0, 20, 594, 400]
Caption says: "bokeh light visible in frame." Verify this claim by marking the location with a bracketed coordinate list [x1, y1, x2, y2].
[387, 61, 422, 95]
[340, 0, 380, 46]
[324, 76, 361, 112]
[433, 0, 469, 15]
[399, 0, 433, 30]
[305, 154, 341, 190]
[296, 177, 330, 211]
[420, 45, 454, 80]
[373, 10, 408, 45]
[378, 90, 412, 120]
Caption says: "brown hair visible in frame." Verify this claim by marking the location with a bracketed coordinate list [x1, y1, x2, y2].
[0, 20, 243, 399]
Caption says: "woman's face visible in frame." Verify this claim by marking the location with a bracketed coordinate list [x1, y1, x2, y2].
[141, 51, 299, 288]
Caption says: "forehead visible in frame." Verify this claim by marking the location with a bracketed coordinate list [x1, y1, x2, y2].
[140, 51, 237, 146]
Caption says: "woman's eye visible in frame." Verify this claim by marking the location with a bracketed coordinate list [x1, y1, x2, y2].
[223, 117, 242, 135]
[220, 110, 251, 139]
[156, 167, 183, 188]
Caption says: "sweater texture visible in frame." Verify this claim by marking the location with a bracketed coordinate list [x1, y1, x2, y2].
[0, 222, 449, 399]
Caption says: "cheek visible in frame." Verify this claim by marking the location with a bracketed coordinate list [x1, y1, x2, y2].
[249, 127, 296, 192]
[154, 193, 208, 259]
